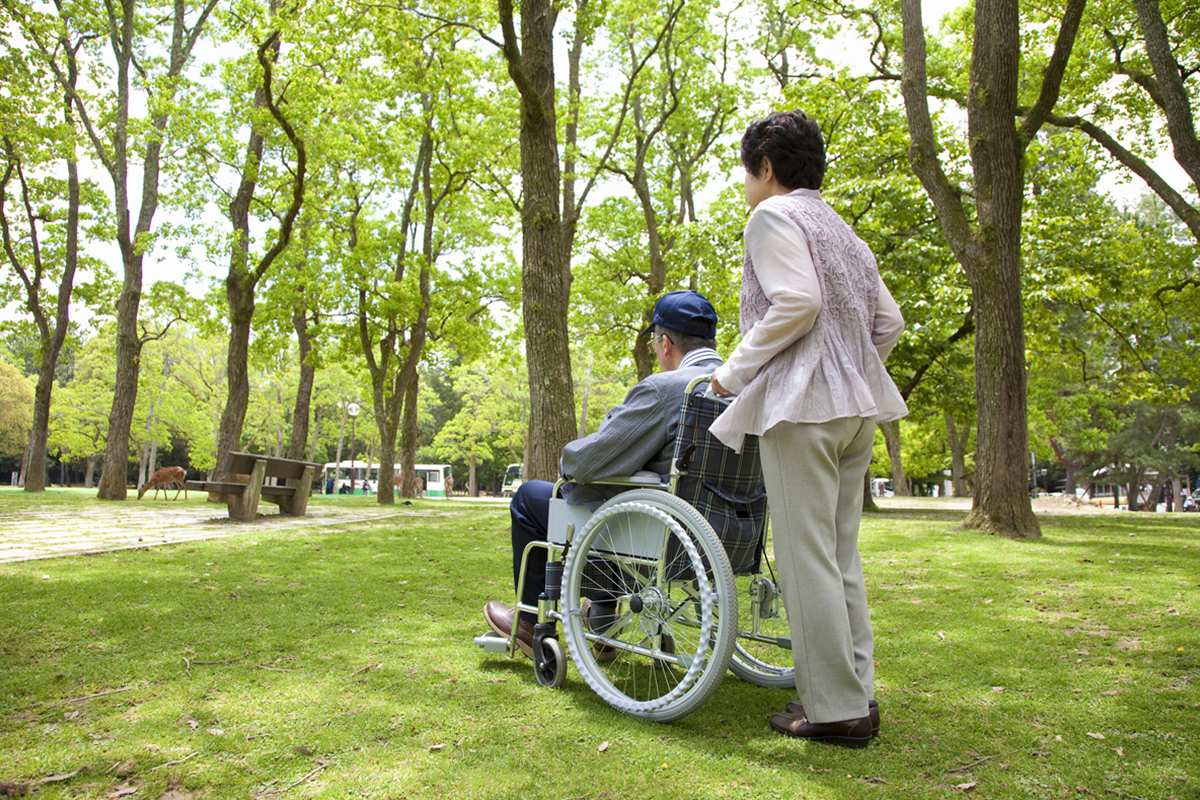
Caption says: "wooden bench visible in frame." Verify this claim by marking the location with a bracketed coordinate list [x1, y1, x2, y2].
[184, 452, 321, 522]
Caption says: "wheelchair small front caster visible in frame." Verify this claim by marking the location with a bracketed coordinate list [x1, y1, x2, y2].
[534, 637, 567, 688]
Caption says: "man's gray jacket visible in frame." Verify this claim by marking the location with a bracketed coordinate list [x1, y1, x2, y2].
[558, 352, 724, 507]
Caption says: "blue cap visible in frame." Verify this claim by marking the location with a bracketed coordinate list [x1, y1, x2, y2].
[643, 290, 718, 339]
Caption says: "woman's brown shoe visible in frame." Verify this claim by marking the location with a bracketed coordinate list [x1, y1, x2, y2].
[785, 699, 880, 737]
[768, 712, 872, 748]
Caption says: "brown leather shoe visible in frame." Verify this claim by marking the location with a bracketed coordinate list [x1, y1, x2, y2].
[786, 699, 880, 737]
[483, 601, 535, 659]
[768, 712, 872, 748]
[580, 599, 618, 662]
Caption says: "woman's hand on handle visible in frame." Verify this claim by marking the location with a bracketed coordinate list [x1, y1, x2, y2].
[710, 376, 734, 397]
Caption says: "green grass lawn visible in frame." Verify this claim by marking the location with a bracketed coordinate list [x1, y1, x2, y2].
[1, 499, 1197, 799]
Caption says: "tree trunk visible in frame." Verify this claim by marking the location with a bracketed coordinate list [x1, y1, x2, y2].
[18, 436, 31, 488]
[216, 286, 254, 480]
[959, 0, 1040, 537]
[136, 442, 147, 490]
[398, 375, 419, 499]
[308, 405, 322, 464]
[630, 156, 667, 383]
[24, 357, 55, 494]
[95, 0, 219, 499]
[215, 30, 304, 478]
[287, 311, 315, 463]
[945, 413, 970, 497]
[897, 0, 1079, 538]
[85, 455, 96, 488]
[962, 233, 1039, 535]
[879, 419, 909, 496]
[334, 404, 347, 484]
[370, 372, 402, 508]
[1128, 472, 1143, 511]
[862, 472, 879, 512]
[365, 124, 434, 508]
[500, 0, 576, 482]
[97, 271, 143, 498]
[468, 454, 478, 497]
[1146, 483, 1162, 511]
[20, 103, 79, 492]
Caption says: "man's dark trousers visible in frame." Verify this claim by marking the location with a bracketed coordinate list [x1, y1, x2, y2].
[510, 480, 555, 625]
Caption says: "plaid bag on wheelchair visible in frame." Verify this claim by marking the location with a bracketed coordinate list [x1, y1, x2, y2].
[670, 391, 768, 575]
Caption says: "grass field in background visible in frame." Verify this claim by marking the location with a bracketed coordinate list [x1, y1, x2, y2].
[1, 496, 1197, 799]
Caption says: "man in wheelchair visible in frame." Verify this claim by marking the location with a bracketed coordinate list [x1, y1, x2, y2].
[483, 290, 723, 658]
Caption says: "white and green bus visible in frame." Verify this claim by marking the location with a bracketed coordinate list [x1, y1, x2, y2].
[322, 462, 450, 497]
[501, 463, 523, 497]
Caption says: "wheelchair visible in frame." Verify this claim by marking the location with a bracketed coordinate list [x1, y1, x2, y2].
[475, 376, 795, 722]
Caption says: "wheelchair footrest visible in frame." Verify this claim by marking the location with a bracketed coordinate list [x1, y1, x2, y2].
[474, 631, 512, 654]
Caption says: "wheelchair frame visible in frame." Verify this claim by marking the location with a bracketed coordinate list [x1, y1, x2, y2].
[475, 375, 795, 721]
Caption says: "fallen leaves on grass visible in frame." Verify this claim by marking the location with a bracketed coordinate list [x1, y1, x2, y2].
[1, 768, 89, 797]
[954, 782, 977, 792]
[106, 782, 138, 798]
[598, 741, 610, 752]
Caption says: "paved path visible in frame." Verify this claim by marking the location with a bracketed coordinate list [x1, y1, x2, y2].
[2, 492, 1124, 566]
[0, 502, 441, 564]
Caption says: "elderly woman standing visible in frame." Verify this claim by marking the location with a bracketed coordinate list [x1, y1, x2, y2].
[710, 111, 907, 748]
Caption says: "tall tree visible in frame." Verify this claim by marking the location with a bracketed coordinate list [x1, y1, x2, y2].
[1, 12, 89, 492]
[598, 0, 742, 379]
[496, 0, 577, 480]
[213, 27, 307, 478]
[4, 0, 219, 498]
[899, 0, 1086, 537]
[494, 0, 683, 479]
[0, 85, 90, 491]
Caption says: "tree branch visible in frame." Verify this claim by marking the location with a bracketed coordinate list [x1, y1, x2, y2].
[251, 29, 307, 286]
[1041, 110, 1200, 242]
[1133, 0, 1200, 186]
[899, 308, 974, 399]
[1016, 0, 1086, 149]
[898, 0, 978, 265]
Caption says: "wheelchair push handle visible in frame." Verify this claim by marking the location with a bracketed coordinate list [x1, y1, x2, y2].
[685, 374, 733, 404]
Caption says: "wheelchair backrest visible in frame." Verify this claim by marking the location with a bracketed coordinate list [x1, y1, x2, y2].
[670, 392, 768, 575]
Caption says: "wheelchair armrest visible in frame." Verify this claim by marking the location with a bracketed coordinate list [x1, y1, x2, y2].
[586, 470, 666, 487]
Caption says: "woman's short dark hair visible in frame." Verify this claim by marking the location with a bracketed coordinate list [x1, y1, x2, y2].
[740, 110, 826, 190]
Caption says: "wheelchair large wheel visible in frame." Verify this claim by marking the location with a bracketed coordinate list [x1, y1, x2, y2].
[729, 525, 794, 688]
[561, 489, 736, 722]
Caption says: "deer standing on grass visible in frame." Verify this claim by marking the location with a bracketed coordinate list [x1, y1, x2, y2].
[138, 466, 188, 500]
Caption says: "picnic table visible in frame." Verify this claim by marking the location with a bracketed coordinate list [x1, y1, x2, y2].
[184, 452, 321, 522]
